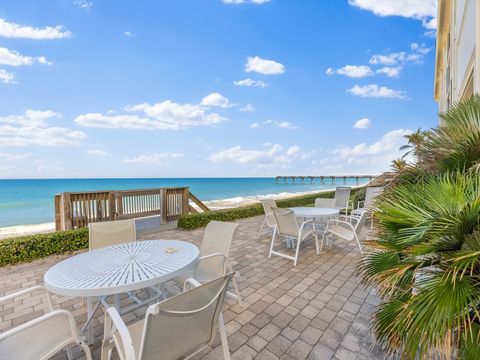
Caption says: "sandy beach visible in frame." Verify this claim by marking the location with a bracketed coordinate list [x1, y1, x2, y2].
[0, 188, 341, 240]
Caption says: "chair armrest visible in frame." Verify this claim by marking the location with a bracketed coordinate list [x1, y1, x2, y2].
[0, 285, 53, 311]
[299, 218, 313, 235]
[326, 218, 356, 232]
[103, 307, 136, 360]
[357, 200, 365, 209]
[339, 214, 359, 224]
[184, 277, 202, 292]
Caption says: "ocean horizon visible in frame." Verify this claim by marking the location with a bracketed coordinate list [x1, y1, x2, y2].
[0, 177, 371, 228]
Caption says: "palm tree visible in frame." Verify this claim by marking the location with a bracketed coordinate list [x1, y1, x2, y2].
[391, 158, 407, 172]
[400, 128, 426, 162]
[418, 95, 480, 173]
[360, 95, 480, 359]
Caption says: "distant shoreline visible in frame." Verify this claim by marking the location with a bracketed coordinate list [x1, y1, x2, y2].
[0, 187, 341, 240]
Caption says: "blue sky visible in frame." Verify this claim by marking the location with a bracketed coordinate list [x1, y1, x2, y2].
[0, 0, 438, 178]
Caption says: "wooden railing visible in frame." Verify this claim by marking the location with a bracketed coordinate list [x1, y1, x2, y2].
[54, 187, 209, 231]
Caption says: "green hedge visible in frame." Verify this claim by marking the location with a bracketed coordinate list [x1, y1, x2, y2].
[178, 190, 339, 230]
[0, 228, 88, 267]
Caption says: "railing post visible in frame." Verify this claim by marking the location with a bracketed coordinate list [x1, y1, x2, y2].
[182, 187, 190, 214]
[160, 188, 167, 224]
[54, 194, 62, 231]
[115, 191, 123, 220]
[108, 192, 116, 221]
[62, 193, 73, 231]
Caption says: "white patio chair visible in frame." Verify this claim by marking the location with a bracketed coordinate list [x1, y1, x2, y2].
[88, 219, 136, 250]
[334, 186, 352, 214]
[257, 199, 277, 240]
[320, 211, 368, 254]
[0, 285, 92, 360]
[314, 197, 336, 208]
[351, 186, 384, 228]
[101, 273, 234, 360]
[174, 220, 242, 305]
[269, 208, 319, 267]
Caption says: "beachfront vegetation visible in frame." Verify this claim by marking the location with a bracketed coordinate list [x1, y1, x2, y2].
[0, 228, 88, 267]
[359, 95, 480, 359]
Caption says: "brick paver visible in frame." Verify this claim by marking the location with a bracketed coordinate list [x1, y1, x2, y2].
[0, 215, 385, 359]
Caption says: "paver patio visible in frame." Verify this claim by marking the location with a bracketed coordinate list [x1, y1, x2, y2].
[0, 215, 386, 360]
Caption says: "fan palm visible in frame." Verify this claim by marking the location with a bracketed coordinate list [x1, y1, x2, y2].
[418, 95, 480, 173]
[360, 95, 480, 359]
[360, 173, 480, 358]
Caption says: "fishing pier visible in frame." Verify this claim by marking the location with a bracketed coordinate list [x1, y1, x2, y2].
[275, 175, 377, 185]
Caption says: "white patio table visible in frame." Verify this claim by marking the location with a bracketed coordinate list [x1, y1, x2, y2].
[44, 239, 199, 344]
[287, 207, 340, 248]
[289, 207, 339, 220]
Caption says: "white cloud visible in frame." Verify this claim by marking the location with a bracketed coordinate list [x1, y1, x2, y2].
[210, 143, 311, 168]
[86, 149, 108, 156]
[124, 153, 184, 164]
[0, 69, 15, 84]
[353, 118, 371, 129]
[0, 152, 32, 160]
[233, 78, 270, 87]
[222, 0, 271, 4]
[0, 47, 51, 67]
[334, 128, 410, 158]
[376, 66, 401, 77]
[410, 42, 431, 55]
[245, 56, 285, 75]
[0, 109, 85, 147]
[347, 84, 407, 99]
[348, 0, 437, 29]
[240, 103, 255, 112]
[264, 120, 297, 129]
[326, 65, 373, 78]
[74, 0, 93, 10]
[0, 18, 71, 39]
[76, 97, 228, 130]
[200, 92, 233, 108]
[249, 123, 259, 129]
[309, 129, 411, 174]
[370, 43, 431, 67]
[124, 31, 132, 37]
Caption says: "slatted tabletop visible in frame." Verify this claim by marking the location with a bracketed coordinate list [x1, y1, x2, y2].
[44, 240, 199, 297]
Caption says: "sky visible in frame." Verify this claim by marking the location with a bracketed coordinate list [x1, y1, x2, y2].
[0, 0, 439, 178]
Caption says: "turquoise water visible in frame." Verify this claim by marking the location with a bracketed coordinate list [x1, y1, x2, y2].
[0, 177, 370, 227]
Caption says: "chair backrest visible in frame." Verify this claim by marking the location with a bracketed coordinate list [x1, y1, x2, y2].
[138, 273, 233, 360]
[272, 208, 299, 238]
[88, 219, 136, 250]
[0, 310, 80, 360]
[334, 187, 351, 209]
[314, 198, 336, 208]
[353, 211, 368, 232]
[260, 199, 277, 226]
[198, 221, 238, 279]
[364, 186, 384, 209]
[200, 220, 238, 257]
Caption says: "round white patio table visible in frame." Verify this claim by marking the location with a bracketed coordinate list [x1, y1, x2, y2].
[288, 207, 339, 219]
[288, 207, 340, 249]
[44, 239, 199, 343]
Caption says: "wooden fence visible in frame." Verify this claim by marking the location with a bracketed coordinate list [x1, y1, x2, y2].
[54, 187, 209, 231]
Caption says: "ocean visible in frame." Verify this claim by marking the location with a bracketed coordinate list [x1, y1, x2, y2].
[0, 177, 371, 228]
